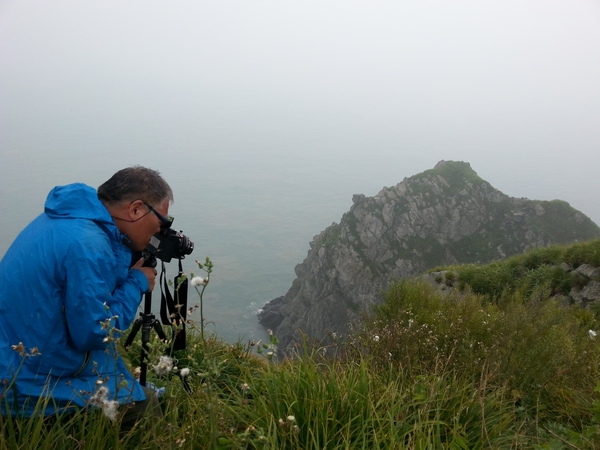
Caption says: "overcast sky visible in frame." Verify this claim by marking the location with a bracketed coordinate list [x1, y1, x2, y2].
[1, 0, 600, 225]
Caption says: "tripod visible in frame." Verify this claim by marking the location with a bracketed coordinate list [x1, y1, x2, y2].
[124, 290, 167, 387]
[124, 256, 192, 393]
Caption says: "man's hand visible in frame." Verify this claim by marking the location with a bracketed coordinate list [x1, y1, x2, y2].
[131, 258, 157, 292]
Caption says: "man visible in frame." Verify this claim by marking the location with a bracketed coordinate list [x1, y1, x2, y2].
[0, 166, 170, 425]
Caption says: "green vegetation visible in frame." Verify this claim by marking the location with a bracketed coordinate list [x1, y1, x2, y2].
[411, 161, 485, 196]
[358, 279, 600, 429]
[439, 239, 600, 301]
[528, 200, 600, 243]
[317, 223, 341, 250]
[4, 240, 600, 448]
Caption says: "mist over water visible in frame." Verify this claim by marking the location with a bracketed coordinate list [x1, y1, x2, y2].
[2, 113, 599, 344]
[0, 113, 419, 344]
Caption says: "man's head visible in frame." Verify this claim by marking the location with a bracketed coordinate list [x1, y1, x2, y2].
[98, 166, 173, 251]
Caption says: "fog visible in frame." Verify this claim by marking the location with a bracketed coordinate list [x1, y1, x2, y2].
[2, 0, 600, 240]
[1, 0, 599, 341]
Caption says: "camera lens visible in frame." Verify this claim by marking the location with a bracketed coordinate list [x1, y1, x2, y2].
[178, 235, 194, 257]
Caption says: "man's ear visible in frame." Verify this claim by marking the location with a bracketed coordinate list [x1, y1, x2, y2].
[128, 199, 146, 220]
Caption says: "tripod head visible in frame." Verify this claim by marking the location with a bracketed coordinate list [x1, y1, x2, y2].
[141, 250, 158, 269]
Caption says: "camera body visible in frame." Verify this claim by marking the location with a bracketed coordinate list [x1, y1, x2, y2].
[145, 228, 194, 263]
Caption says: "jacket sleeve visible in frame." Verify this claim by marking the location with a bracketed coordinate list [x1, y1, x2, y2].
[62, 233, 148, 352]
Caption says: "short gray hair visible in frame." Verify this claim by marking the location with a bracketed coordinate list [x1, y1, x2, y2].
[97, 166, 173, 206]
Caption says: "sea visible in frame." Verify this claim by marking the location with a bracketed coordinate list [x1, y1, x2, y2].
[0, 114, 428, 345]
[3, 105, 599, 345]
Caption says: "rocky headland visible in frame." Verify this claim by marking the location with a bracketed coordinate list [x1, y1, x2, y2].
[258, 161, 600, 355]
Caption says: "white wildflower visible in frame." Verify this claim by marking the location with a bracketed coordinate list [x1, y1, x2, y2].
[102, 400, 120, 421]
[90, 385, 109, 403]
[153, 355, 174, 377]
[287, 415, 296, 422]
[88, 385, 120, 422]
[191, 276, 208, 286]
[373, 335, 380, 342]
[180, 367, 191, 378]
[10, 342, 26, 356]
[590, 330, 597, 339]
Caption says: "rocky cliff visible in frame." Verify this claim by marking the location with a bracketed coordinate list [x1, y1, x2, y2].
[258, 161, 600, 355]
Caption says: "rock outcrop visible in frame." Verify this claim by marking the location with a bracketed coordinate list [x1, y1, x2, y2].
[259, 161, 600, 355]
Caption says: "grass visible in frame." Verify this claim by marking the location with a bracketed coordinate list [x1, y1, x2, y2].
[439, 239, 600, 301]
[3, 240, 600, 448]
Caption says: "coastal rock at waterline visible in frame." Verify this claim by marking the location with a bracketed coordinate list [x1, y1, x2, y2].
[259, 160, 600, 356]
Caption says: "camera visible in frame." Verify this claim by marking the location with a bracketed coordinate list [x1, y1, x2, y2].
[145, 228, 194, 263]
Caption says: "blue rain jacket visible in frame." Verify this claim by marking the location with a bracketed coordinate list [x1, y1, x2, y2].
[0, 183, 148, 416]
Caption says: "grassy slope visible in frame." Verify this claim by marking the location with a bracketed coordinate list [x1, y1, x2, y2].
[3, 240, 600, 449]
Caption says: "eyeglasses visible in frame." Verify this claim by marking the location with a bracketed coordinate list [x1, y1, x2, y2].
[143, 201, 174, 230]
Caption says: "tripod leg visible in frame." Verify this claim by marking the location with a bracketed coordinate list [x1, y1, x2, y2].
[152, 319, 168, 342]
[124, 318, 142, 348]
[139, 323, 151, 387]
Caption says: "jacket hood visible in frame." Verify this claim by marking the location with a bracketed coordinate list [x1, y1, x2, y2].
[44, 183, 114, 225]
